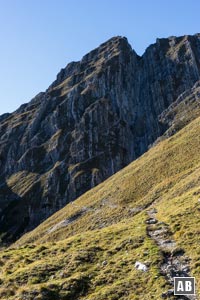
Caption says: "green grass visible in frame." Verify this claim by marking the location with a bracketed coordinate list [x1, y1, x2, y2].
[0, 213, 167, 300]
[0, 115, 199, 299]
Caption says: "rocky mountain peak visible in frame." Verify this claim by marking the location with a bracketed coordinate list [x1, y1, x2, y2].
[0, 33, 200, 243]
[49, 35, 134, 91]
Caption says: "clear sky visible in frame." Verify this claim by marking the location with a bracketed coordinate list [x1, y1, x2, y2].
[0, 0, 200, 115]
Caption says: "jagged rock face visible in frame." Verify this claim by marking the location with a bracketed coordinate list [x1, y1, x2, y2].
[155, 80, 200, 142]
[0, 34, 200, 242]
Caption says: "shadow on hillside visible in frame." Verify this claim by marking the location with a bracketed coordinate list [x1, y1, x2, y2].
[0, 177, 42, 244]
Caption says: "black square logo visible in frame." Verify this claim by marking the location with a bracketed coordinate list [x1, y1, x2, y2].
[174, 277, 195, 295]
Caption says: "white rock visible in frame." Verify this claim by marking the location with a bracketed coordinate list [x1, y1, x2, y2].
[102, 260, 108, 266]
[135, 261, 148, 272]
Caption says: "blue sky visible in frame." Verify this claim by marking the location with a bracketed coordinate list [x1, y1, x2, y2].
[0, 0, 200, 115]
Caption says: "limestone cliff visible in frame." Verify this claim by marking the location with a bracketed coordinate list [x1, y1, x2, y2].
[0, 34, 200, 242]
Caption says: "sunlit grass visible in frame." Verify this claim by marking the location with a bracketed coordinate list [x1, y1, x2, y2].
[0, 116, 199, 299]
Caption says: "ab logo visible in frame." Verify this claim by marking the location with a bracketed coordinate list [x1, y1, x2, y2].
[174, 277, 195, 295]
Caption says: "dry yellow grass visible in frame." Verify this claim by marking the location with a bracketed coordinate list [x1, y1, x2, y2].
[0, 115, 199, 299]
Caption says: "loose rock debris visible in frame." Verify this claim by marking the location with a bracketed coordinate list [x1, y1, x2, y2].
[146, 208, 197, 300]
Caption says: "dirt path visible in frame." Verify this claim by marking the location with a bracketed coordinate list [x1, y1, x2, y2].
[146, 208, 197, 300]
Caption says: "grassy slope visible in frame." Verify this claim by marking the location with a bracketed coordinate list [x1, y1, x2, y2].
[0, 116, 199, 299]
